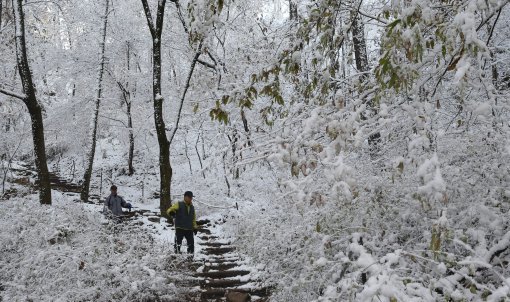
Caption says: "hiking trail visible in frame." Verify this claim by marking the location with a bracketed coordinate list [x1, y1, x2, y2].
[5, 164, 272, 301]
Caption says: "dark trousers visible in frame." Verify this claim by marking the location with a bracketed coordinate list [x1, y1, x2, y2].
[175, 228, 194, 254]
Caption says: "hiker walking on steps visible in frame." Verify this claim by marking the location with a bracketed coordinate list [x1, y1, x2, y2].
[104, 185, 132, 220]
[166, 191, 198, 254]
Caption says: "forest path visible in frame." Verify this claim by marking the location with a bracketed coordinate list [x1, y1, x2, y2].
[5, 164, 272, 301]
[5, 162, 84, 200]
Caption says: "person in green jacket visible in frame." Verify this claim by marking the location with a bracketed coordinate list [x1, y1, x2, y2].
[166, 191, 198, 254]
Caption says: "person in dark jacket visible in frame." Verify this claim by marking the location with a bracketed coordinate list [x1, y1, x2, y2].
[166, 191, 198, 254]
[104, 185, 132, 218]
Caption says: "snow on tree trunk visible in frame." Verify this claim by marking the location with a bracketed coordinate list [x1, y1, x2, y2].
[152, 24, 172, 218]
[351, 8, 369, 80]
[289, 0, 298, 21]
[127, 100, 135, 176]
[141, 0, 172, 216]
[80, 0, 110, 202]
[351, 6, 380, 156]
[12, 0, 51, 205]
[124, 42, 135, 176]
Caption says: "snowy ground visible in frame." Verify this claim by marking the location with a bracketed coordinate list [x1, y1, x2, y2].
[0, 191, 183, 301]
[0, 156, 267, 301]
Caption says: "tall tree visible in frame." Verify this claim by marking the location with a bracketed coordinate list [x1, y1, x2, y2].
[80, 0, 110, 202]
[111, 42, 136, 176]
[141, 0, 172, 216]
[10, 0, 51, 204]
[124, 43, 135, 176]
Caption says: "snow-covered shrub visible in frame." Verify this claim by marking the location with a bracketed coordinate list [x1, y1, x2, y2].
[230, 121, 510, 301]
[0, 196, 186, 301]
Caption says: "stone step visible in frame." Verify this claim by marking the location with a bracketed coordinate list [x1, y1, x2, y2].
[203, 263, 239, 271]
[199, 258, 243, 265]
[201, 241, 231, 247]
[197, 228, 211, 235]
[200, 278, 249, 288]
[198, 235, 219, 240]
[202, 256, 241, 262]
[200, 287, 271, 300]
[196, 270, 250, 279]
[196, 219, 211, 226]
[147, 216, 160, 223]
[203, 247, 236, 255]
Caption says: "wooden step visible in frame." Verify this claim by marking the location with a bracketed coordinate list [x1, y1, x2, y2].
[203, 256, 241, 262]
[203, 263, 238, 271]
[200, 278, 249, 288]
[197, 228, 211, 234]
[196, 219, 211, 226]
[198, 235, 218, 240]
[196, 270, 250, 279]
[200, 287, 271, 299]
[201, 242, 231, 247]
[203, 247, 235, 255]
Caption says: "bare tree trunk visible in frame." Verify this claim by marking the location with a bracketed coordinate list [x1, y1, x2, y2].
[80, 0, 110, 202]
[109, 42, 136, 176]
[222, 152, 230, 197]
[195, 125, 205, 179]
[351, 8, 369, 81]
[125, 42, 135, 176]
[485, 9, 502, 89]
[289, 0, 297, 21]
[351, 6, 380, 155]
[141, 0, 172, 217]
[227, 129, 240, 179]
[12, 0, 51, 204]
[241, 109, 252, 147]
[1, 137, 22, 196]
[168, 42, 203, 145]
[126, 100, 134, 176]
[184, 130, 192, 174]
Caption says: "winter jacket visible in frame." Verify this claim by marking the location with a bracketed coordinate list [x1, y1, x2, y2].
[104, 194, 129, 216]
[166, 201, 198, 230]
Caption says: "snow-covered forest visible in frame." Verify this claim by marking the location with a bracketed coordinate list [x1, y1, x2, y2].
[1, 0, 510, 300]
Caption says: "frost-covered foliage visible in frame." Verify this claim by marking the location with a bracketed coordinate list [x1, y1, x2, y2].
[231, 96, 510, 301]
[0, 196, 184, 301]
[221, 0, 510, 301]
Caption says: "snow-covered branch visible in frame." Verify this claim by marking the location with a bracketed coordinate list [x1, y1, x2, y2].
[476, 0, 510, 31]
[0, 86, 27, 100]
[486, 231, 510, 263]
[140, 0, 156, 37]
[168, 42, 203, 145]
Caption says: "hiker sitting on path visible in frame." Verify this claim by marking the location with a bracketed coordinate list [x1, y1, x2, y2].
[166, 191, 198, 254]
[104, 185, 132, 218]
